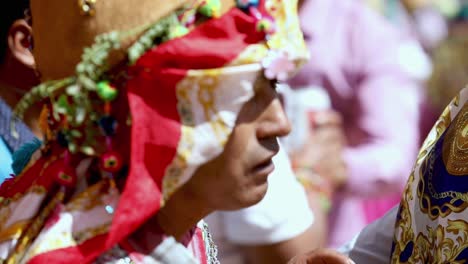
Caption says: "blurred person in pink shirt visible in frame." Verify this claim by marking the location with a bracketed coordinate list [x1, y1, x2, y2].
[289, 0, 427, 248]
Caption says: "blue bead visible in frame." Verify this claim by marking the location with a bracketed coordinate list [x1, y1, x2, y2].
[57, 131, 69, 147]
[99, 116, 117, 136]
[236, 0, 259, 10]
[105, 205, 115, 214]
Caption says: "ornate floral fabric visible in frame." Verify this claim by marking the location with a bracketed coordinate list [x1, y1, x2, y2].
[391, 87, 468, 263]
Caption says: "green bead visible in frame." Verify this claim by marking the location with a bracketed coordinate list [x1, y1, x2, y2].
[140, 36, 153, 47]
[96, 81, 118, 101]
[133, 42, 145, 53]
[198, 0, 221, 17]
[76, 63, 86, 74]
[129, 49, 140, 64]
[80, 146, 96, 156]
[68, 143, 77, 154]
[169, 25, 189, 39]
[66, 85, 81, 96]
[108, 31, 119, 42]
[55, 94, 70, 114]
[85, 64, 95, 75]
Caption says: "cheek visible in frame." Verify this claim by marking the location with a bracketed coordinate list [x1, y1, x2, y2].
[224, 124, 256, 162]
[223, 126, 270, 189]
[231, 181, 269, 209]
[191, 124, 265, 210]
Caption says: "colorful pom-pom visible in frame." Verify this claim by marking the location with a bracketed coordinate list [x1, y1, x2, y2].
[256, 17, 276, 34]
[198, 0, 222, 18]
[262, 50, 295, 82]
[56, 166, 77, 187]
[33, 156, 77, 188]
[96, 81, 118, 102]
[101, 151, 123, 173]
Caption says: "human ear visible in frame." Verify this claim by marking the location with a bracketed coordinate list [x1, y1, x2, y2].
[7, 19, 35, 69]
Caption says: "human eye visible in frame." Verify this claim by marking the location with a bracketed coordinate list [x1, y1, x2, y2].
[270, 79, 279, 91]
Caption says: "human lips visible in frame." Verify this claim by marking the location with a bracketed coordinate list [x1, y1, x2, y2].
[251, 138, 280, 178]
[251, 153, 277, 179]
[252, 158, 275, 176]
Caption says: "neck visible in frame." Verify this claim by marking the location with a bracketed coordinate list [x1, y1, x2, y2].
[156, 185, 212, 240]
[130, 184, 212, 252]
[0, 58, 37, 104]
[0, 61, 42, 138]
[0, 58, 36, 107]
[0, 80, 26, 107]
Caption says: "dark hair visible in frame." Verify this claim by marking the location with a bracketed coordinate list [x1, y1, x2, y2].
[0, 0, 30, 63]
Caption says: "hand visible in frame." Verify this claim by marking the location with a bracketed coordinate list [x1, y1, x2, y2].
[288, 248, 354, 264]
[312, 111, 347, 188]
[292, 110, 347, 190]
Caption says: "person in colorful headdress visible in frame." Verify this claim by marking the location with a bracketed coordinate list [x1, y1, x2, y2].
[0, 17, 318, 264]
[0, 0, 312, 263]
[0, 0, 318, 263]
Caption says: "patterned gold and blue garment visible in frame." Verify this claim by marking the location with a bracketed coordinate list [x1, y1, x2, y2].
[391, 87, 468, 263]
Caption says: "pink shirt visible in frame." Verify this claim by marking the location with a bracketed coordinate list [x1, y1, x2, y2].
[289, 0, 423, 247]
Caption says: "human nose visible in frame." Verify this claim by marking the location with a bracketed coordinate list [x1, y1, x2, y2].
[256, 98, 292, 139]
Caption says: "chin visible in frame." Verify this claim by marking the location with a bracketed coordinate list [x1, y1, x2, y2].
[239, 182, 269, 209]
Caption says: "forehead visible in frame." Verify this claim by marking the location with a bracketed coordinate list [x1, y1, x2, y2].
[30, 0, 182, 80]
[30, 0, 235, 80]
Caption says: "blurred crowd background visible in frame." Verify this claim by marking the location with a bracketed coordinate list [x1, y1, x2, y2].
[282, 0, 468, 249]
